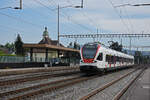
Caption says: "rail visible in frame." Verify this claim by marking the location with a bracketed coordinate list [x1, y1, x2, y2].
[79, 68, 144, 100]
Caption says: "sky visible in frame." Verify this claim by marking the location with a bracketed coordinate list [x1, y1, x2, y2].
[0, 0, 150, 51]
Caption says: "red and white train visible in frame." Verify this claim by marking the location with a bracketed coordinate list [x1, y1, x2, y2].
[80, 42, 134, 73]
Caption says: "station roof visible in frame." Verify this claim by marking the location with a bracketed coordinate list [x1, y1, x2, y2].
[23, 44, 80, 53]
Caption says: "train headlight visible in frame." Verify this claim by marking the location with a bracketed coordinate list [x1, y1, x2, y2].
[93, 61, 97, 63]
[80, 60, 83, 62]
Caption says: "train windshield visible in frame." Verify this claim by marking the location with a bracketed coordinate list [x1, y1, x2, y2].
[82, 44, 98, 59]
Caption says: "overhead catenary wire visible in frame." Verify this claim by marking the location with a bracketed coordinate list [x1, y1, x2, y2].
[0, 12, 44, 28]
[66, 0, 99, 31]
[0, 24, 27, 33]
[107, 0, 131, 34]
[52, 1, 94, 33]
[119, 0, 135, 34]
[32, 0, 80, 33]
[64, 0, 98, 32]
[32, 0, 84, 33]
[22, 3, 58, 33]
[33, 0, 94, 33]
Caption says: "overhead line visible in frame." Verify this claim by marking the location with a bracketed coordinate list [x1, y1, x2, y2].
[33, 0, 55, 11]
[0, 12, 43, 28]
[33, 0, 93, 32]
[107, 0, 132, 34]
[32, 0, 80, 33]
[66, 1, 98, 30]
[0, 24, 26, 33]
[119, 0, 135, 34]
[33, 0, 79, 33]
[59, 33, 150, 38]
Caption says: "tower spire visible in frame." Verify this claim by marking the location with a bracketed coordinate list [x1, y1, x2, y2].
[43, 27, 49, 37]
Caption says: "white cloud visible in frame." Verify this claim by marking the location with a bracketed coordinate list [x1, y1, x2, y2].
[70, 11, 150, 34]
[13, 0, 150, 34]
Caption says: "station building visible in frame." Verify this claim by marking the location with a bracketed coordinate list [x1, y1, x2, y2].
[23, 27, 80, 62]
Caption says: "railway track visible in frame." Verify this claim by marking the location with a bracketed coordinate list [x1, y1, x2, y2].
[79, 67, 145, 100]
[113, 67, 146, 100]
[0, 74, 99, 100]
[0, 70, 80, 86]
[0, 75, 82, 99]
[0, 66, 144, 100]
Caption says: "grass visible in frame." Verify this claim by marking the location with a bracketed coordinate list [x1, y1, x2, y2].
[0, 50, 16, 56]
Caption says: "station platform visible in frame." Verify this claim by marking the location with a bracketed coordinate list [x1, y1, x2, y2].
[0, 66, 79, 72]
[120, 67, 150, 100]
[0, 66, 79, 76]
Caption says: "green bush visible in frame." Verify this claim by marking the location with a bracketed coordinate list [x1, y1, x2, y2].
[0, 50, 16, 56]
[0, 50, 5, 54]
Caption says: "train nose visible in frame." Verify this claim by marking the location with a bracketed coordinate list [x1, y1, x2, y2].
[80, 65, 98, 72]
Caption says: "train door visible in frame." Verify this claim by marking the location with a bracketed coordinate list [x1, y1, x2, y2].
[96, 52, 103, 68]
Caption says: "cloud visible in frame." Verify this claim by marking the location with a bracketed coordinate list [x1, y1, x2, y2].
[55, 0, 150, 34]
[70, 10, 150, 34]
[4, 0, 150, 34]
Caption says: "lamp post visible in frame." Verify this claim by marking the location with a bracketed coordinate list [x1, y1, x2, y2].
[0, 0, 22, 10]
[57, 4, 83, 46]
[115, 3, 150, 7]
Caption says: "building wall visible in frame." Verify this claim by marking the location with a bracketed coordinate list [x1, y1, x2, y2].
[32, 50, 58, 59]
[48, 51, 58, 58]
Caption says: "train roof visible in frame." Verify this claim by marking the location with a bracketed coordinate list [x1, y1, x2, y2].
[100, 45, 134, 59]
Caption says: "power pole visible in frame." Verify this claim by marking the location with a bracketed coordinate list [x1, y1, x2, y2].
[57, 4, 83, 46]
[130, 37, 132, 54]
[20, 0, 22, 9]
[81, 0, 84, 8]
[97, 28, 98, 41]
[121, 38, 122, 45]
[57, 5, 60, 46]
[14, 0, 22, 9]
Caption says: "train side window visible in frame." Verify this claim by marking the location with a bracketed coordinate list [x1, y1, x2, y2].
[111, 56, 114, 63]
[116, 56, 119, 62]
[106, 55, 112, 64]
[106, 55, 109, 62]
[97, 53, 103, 61]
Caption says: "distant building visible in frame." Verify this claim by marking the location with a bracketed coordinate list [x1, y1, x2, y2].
[23, 27, 79, 62]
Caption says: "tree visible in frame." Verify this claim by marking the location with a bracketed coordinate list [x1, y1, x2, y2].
[73, 42, 80, 50]
[134, 51, 142, 64]
[15, 34, 24, 56]
[67, 42, 73, 48]
[123, 50, 127, 54]
[74, 42, 77, 49]
[109, 42, 122, 52]
[5, 42, 15, 52]
[67, 42, 80, 50]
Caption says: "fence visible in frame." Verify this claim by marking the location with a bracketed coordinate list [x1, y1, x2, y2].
[0, 56, 80, 65]
[0, 56, 25, 63]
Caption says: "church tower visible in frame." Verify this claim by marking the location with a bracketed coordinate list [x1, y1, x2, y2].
[39, 27, 52, 44]
[43, 27, 49, 38]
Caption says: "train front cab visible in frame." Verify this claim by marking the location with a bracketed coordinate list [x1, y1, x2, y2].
[80, 52, 104, 73]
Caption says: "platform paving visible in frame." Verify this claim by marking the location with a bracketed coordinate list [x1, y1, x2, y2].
[120, 67, 150, 100]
